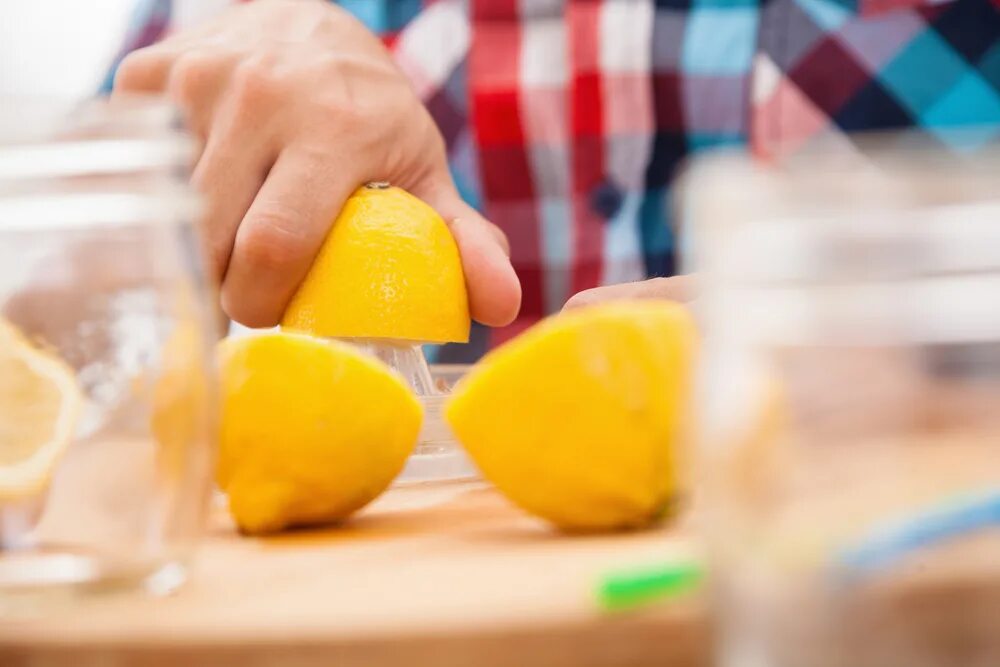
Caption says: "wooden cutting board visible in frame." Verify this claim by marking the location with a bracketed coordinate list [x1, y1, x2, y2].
[0, 481, 709, 667]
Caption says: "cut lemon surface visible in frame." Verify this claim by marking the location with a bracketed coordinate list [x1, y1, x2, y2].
[0, 320, 82, 501]
[445, 301, 697, 531]
[218, 332, 423, 534]
[281, 184, 470, 344]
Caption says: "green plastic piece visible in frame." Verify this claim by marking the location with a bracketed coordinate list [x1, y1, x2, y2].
[597, 561, 704, 612]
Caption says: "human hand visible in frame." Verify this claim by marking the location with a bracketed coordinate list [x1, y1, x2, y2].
[562, 276, 696, 311]
[114, 0, 520, 328]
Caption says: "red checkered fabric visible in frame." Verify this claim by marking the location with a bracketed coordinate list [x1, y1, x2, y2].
[109, 0, 1000, 359]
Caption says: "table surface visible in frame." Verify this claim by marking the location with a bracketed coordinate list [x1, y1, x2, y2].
[0, 481, 708, 667]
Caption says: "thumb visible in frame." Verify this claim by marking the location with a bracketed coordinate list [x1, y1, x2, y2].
[415, 180, 521, 328]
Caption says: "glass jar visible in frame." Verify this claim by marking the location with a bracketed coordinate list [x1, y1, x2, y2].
[686, 143, 1000, 667]
[0, 97, 217, 610]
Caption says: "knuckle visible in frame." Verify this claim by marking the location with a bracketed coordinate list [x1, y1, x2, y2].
[232, 58, 282, 105]
[238, 211, 310, 273]
[115, 50, 165, 91]
[167, 53, 216, 102]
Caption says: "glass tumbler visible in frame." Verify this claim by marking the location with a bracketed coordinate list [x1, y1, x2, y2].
[0, 97, 217, 609]
[686, 145, 1000, 667]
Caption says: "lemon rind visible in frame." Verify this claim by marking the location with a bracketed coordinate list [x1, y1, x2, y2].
[0, 342, 82, 500]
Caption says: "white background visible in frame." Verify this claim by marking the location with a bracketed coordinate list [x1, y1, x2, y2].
[1, 0, 136, 97]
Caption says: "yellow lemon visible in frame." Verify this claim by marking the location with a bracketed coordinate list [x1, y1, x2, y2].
[218, 332, 422, 534]
[445, 301, 697, 531]
[0, 319, 81, 501]
[282, 184, 470, 344]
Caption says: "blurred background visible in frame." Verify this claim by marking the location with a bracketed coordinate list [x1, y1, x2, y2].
[1, 1, 132, 97]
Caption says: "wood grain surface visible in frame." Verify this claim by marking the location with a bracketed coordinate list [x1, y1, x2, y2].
[0, 481, 709, 667]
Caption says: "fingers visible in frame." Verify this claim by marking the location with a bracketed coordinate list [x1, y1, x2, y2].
[166, 50, 240, 138]
[448, 214, 522, 327]
[220, 148, 354, 328]
[116, 47, 238, 140]
[562, 276, 698, 311]
[113, 44, 181, 95]
[417, 182, 521, 327]
[190, 111, 272, 284]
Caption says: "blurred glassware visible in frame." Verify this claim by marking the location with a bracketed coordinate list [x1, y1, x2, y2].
[685, 142, 1000, 667]
[0, 96, 217, 612]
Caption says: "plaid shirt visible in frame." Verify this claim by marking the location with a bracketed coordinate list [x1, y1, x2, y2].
[109, 0, 1000, 359]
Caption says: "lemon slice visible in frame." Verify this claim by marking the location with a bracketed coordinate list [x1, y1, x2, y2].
[0, 320, 82, 501]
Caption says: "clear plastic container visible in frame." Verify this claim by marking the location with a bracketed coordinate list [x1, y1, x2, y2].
[0, 97, 217, 612]
[349, 343, 475, 484]
[686, 144, 1000, 667]
[397, 362, 478, 484]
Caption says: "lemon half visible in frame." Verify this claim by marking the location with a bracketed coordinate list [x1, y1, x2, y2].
[281, 184, 470, 344]
[218, 332, 423, 534]
[445, 301, 697, 531]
